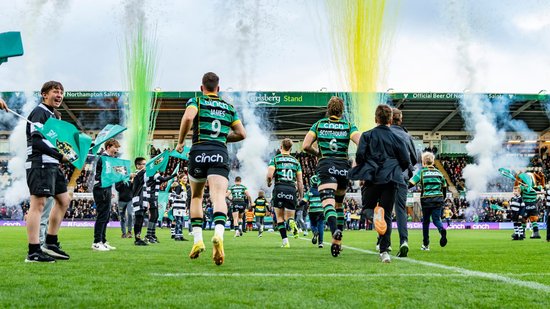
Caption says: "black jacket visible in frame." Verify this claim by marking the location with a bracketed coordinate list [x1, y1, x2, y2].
[348, 125, 411, 185]
[115, 181, 133, 202]
[390, 124, 418, 181]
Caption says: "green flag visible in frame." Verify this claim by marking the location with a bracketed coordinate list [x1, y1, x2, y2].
[159, 164, 180, 209]
[34, 118, 92, 169]
[145, 150, 170, 177]
[158, 191, 170, 210]
[169, 146, 189, 160]
[162, 164, 180, 193]
[490, 204, 503, 211]
[100, 156, 131, 188]
[92, 124, 127, 154]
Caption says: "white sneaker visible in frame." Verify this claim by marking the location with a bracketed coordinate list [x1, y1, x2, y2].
[92, 243, 109, 251]
[380, 251, 391, 263]
[103, 242, 116, 250]
[421, 245, 430, 251]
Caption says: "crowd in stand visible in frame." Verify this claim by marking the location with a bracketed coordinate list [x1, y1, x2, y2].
[295, 152, 317, 189]
[1, 147, 548, 223]
[66, 199, 96, 220]
[439, 155, 469, 191]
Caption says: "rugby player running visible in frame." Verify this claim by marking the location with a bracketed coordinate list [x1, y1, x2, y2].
[267, 138, 304, 248]
[302, 96, 359, 257]
[176, 72, 246, 266]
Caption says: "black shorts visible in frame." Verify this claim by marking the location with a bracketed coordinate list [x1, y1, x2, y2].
[188, 144, 230, 182]
[316, 158, 351, 189]
[510, 207, 526, 221]
[524, 204, 538, 217]
[232, 202, 247, 214]
[272, 184, 297, 210]
[26, 166, 67, 197]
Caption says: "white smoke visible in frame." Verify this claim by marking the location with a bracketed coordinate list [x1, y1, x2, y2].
[448, 1, 534, 212]
[3, 93, 38, 207]
[235, 93, 272, 198]
[218, 1, 277, 198]
[2, 0, 71, 210]
[460, 95, 504, 201]
[460, 94, 535, 203]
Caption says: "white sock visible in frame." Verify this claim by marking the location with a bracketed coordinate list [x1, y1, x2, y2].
[193, 227, 203, 244]
[215, 224, 225, 240]
[282, 238, 289, 245]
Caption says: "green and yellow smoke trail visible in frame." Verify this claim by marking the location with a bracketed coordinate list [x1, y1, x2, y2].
[326, 0, 399, 132]
[124, 21, 158, 161]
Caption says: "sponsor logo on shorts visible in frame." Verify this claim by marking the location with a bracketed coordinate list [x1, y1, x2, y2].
[277, 191, 294, 200]
[195, 153, 224, 163]
[328, 166, 348, 176]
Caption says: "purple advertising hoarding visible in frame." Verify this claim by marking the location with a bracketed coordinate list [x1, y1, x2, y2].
[1, 220, 546, 229]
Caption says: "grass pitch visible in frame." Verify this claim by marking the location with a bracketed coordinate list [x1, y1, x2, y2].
[1, 227, 549, 308]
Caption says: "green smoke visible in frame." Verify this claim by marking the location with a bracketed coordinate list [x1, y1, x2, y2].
[124, 21, 159, 161]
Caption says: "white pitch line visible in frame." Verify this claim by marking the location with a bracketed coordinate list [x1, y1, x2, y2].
[301, 238, 550, 293]
[151, 272, 469, 278]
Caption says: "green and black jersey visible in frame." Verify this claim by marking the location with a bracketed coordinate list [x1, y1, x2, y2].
[186, 94, 241, 146]
[520, 184, 541, 204]
[268, 154, 302, 186]
[409, 166, 447, 205]
[308, 116, 359, 160]
[303, 189, 323, 213]
[229, 184, 248, 203]
[253, 197, 268, 217]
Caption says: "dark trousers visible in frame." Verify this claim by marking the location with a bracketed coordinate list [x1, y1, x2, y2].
[134, 210, 145, 238]
[309, 212, 325, 244]
[394, 183, 408, 245]
[362, 183, 397, 253]
[93, 187, 112, 243]
[175, 215, 184, 237]
[147, 207, 159, 237]
[422, 206, 444, 246]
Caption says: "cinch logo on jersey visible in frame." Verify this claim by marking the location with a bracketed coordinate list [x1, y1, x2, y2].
[320, 122, 345, 130]
[423, 171, 442, 177]
[276, 157, 297, 163]
[329, 166, 348, 176]
[201, 99, 231, 110]
[195, 153, 224, 163]
[277, 192, 294, 200]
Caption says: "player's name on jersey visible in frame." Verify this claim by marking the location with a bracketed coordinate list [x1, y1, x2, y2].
[318, 130, 348, 137]
[211, 110, 226, 117]
[279, 163, 297, 169]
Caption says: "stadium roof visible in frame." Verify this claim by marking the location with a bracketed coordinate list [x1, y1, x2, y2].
[2, 91, 549, 136]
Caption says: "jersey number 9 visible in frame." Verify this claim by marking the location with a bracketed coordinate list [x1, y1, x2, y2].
[211, 120, 221, 138]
